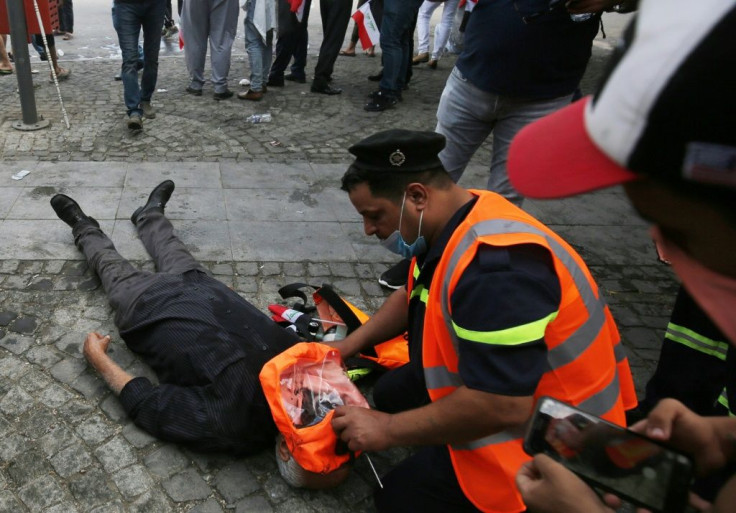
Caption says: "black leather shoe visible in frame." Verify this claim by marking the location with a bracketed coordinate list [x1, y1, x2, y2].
[367, 72, 382, 82]
[367, 89, 402, 102]
[267, 76, 285, 87]
[213, 89, 234, 101]
[364, 90, 397, 112]
[185, 86, 202, 96]
[131, 180, 175, 225]
[311, 83, 342, 95]
[284, 73, 306, 84]
[50, 194, 100, 229]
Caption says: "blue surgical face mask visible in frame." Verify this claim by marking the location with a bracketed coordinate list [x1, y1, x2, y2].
[380, 192, 427, 258]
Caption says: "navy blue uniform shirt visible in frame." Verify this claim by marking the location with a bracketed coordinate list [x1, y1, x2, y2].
[409, 196, 561, 396]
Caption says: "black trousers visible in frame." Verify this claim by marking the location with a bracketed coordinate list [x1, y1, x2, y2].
[312, 0, 352, 86]
[73, 210, 206, 329]
[270, 0, 313, 80]
[372, 360, 479, 512]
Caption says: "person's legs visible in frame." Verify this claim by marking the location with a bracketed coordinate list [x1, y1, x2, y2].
[244, 3, 267, 92]
[181, 0, 210, 91]
[378, 0, 422, 95]
[431, 0, 459, 61]
[374, 446, 479, 513]
[436, 67, 497, 183]
[208, 0, 239, 94]
[140, 0, 165, 104]
[415, 0, 437, 56]
[490, 92, 573, 205]
[73, 223, 155, 327]
[312, 0, 351, 88]
[60, 0, 74, 35]
[289, 0, 312, 79]
[135, 211, 206, 275]
[113, 3, 144, 116]
[0, 35, 13, 71]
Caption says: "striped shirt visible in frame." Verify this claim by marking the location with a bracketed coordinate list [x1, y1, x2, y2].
[118, 270, 298, 454]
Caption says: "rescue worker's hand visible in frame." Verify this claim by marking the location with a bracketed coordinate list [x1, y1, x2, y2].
[332, 406, 393, 452]
[629, 399, 735, 476]
[516, 454, 617, 513]
[83, 332, 111, 360]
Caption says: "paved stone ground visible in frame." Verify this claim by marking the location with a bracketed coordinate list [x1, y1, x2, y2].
[0, 10, 674, 513]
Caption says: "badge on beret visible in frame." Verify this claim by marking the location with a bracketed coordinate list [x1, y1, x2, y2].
[389, 149, 406, 167]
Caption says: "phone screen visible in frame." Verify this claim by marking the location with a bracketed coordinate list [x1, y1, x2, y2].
[524, 398, 693, 513]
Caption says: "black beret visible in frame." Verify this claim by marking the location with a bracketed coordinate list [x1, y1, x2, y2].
[348, 129, 446, 173]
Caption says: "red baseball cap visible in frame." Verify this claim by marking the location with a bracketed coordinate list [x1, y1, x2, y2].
[508, 0, 736, 199]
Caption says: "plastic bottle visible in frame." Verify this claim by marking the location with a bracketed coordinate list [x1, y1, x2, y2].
[247, 113, 272, 124]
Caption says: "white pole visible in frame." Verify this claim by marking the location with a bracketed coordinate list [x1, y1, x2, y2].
[30, 0, 70, 128]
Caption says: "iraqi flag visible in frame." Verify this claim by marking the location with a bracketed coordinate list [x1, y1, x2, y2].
[352, 1, 380, 50]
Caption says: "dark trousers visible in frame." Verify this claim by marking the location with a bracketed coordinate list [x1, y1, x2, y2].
[73, 211, 206, 329]
[378, 0, 423, 94]
[270, 0, 313, 80]
[312, 0, 352, 86]
[59, 0, 74, 33]
[372, 360, 478, 512]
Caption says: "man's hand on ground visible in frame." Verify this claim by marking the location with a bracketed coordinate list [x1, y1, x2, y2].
[332, 406, 393, 452]
[83, 332, 111, 360]
[82, 332, 134, 395]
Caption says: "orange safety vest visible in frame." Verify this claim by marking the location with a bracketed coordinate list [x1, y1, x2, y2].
[409, 190, 637, 513]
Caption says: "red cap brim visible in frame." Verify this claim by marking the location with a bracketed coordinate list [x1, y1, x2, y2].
[508, 97, 638, 199]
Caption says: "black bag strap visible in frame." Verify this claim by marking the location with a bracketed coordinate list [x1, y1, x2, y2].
[314, 283, 363, 334]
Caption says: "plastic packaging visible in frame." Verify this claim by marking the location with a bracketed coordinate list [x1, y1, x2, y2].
[279, 350, 369, 428]
[247, 113, 272, 124]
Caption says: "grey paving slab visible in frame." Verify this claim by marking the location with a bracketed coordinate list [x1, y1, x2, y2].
[118, 187, 228, 221]
[229, 221, 356, 262]
[525, 189, 648, 227]
[0, 220, 115, 260]
[123, 163, 222, 188]
[224, 188, 337, 222]
[0, 187, 22, 219]
[7, 187, 122, 221]
[111, 220, 234, 263]
[220, 161, 316, 189]
[16, 162, 128, 188]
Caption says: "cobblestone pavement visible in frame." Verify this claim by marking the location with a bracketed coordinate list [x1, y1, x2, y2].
[0, 11, 675, 513]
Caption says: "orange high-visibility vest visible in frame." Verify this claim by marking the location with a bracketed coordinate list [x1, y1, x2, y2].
[410, 190, 637, 513]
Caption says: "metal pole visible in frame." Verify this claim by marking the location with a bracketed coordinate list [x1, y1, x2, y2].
[7, 0, 50, 130]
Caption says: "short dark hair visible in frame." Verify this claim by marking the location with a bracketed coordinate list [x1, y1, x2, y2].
[340, 165, 454, 200]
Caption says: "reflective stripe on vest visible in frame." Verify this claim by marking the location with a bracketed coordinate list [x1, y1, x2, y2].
[424, 217, 621, 452]
[426, 218, 607, 377]
[665, 322, 729, 361]
[718, 388, 735, 417]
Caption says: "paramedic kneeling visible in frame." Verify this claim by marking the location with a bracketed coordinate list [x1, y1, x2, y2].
[330, 129, 637, 513]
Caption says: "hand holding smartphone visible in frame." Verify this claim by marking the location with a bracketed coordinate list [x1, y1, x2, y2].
[523, 397, 694, 513]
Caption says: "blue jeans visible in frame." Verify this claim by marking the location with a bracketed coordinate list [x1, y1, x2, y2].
[112, 0, 165, 116]
[378, 0, 423, 94]
[244, 0, 273, 92]
[436, 67, 573, 205]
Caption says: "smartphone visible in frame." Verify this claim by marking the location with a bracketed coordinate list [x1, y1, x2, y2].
[523, 397, 694, 513]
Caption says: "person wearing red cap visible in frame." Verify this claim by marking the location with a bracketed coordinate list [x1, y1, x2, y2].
[507, 0, 736, 511]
